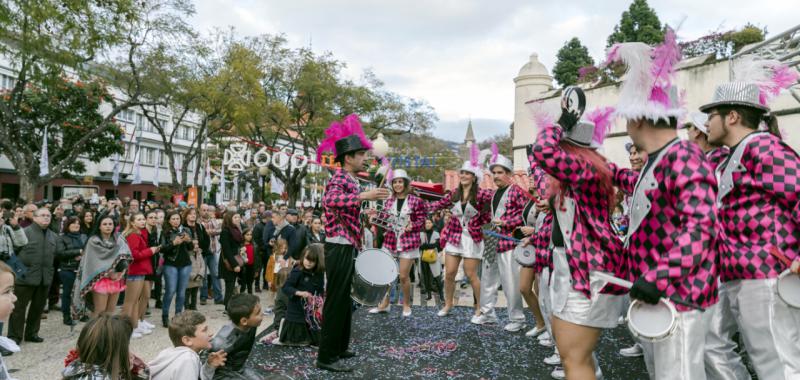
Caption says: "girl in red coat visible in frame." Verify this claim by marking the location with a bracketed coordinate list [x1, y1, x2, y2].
[122, 213, 160, 339]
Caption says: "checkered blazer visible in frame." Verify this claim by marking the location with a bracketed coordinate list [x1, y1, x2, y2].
[429, 189, 493, 249]
[493, 185, 529, 253]
[529, 124, 626, 298]
[323, 169, 362, 249]
[716, 133, 800, 282]
[706, 147, 729, 171]
[381, 194, 427, 253]
[612, 140, 719, 311]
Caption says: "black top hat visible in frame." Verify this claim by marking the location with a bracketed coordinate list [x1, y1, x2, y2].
[335, 135, 370, 159]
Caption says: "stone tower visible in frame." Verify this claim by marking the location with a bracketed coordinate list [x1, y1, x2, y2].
[461, 119, 476, 161]
[512, 53, 553, 170]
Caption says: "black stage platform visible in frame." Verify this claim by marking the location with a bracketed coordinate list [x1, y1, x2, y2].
[247, 305, 649, 379]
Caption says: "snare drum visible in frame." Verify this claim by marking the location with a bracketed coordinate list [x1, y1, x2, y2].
[351, 248, 398, 306]
[777, 269, 800, 309]
[627, 298, 678, 342]
[513, 244, 536, 267]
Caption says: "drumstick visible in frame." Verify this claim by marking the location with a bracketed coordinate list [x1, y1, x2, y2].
[590, 271, 705, 312]
[768, 246, 793, 267]
[482, 229, 522, 243]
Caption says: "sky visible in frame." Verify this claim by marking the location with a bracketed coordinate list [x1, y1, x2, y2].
[190, 0, 797, 142]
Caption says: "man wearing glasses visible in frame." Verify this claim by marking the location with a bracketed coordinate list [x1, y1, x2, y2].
[9, 207, 62, 345]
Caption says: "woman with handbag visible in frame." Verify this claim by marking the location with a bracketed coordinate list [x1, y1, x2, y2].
[159, 210, 194, 327]
[419, 218, 443, 303]
[219, 211, 244, 308]
[182, 208, 209, 310]
[370, 169, 427, 317]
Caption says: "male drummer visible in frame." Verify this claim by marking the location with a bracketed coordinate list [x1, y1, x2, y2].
[606, 32, 719, 379]
[315, 114, 390, 372]
[474, 152, 528, 332]
[700, 60, 800, 379]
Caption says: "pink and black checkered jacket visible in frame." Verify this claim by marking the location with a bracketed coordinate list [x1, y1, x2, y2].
[611, 139, 719, 311]
[529, 124, 626, 298]
[322, 169, 362, 249]
[716, 132, 800, 282]
[428, 189, 493, 249]
[530, 166, 553, 273]
[706, 147, 729, 171]
[381, 194, 427, 253]
[492, 185, 529, 253]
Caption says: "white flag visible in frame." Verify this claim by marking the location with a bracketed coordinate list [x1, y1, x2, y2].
[204, 159, 212, 191]
[245, 181, 252, 201]
[112, 152, 120, 187]
[153, 149, 161, 187]
[233, 176, 239, 200]
[39, 126, 49, 177]
[271, 174, 284, 194]
[132, 145, 142, 185]
[219, 163, 226, 198]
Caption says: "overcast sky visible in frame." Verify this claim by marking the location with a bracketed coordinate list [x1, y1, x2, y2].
[191, 0, 796, 142]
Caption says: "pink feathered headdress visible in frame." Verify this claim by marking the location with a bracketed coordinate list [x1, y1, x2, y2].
[733, 57, 800, 106]
[316, 114, 373, 162]
[585, 106, 616, 146]
[604, 27, 685, 122]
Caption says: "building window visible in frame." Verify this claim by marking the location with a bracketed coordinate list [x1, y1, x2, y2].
[119, 109, 135, 123]
[0, 74, 15, 90]
[143, 147, 155, 165]
[160, 151, 168, 167]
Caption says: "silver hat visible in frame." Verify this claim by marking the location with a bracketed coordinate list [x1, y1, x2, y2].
[459, 160, 483, 182]
[392, 169, 410, 181]
[564, 121, 595, 148]
[699, 82, 770, 113]
[488, 154, 513, 172]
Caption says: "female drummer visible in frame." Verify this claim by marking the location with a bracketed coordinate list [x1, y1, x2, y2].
[529, 115, 626, 380]
[369, 169, 427, 317]
[428, 147, 492, 323]
[515, 168, 547, 338]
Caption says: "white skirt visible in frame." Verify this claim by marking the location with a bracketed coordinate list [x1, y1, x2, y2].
[444, 228, 483, 260]
[396, 248, 420, 260]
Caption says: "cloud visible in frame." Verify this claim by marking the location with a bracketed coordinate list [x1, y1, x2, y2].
[191, 0, 799, 136]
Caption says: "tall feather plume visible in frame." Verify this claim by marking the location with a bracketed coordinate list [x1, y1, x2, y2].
[734, 57, 799, 105]
[603, 42, 655, 118]
[586, 107, 616, 145]
[469, 143, 480, 167]
[490, 143, 499, 164]
[649, 27, 681, 107]
[525, 100, 556, 131]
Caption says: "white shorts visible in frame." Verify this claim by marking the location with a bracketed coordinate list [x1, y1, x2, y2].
[444, 228, 483, 260]
[396, 249, 420, 260]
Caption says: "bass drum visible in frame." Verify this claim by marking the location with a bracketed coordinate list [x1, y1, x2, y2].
[351, 248, 398, 306]
[513, 244, 536, 267]
[777, 269, 800, 309]
[627, 298, 677, 342]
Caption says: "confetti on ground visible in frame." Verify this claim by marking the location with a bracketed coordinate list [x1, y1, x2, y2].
[246, 306, 649, 379]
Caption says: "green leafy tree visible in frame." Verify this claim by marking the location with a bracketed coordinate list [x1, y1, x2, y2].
[388, 133, 460, 183]
[606, 0, 664, 47]
[0, 0, 147, 200]
[726, 23, 766, 52]
[478, 133, 513, 157]
[553, 38, 595, 88]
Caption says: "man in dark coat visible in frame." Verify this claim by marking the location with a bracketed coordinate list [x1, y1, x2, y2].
[9, 207, 62, 344]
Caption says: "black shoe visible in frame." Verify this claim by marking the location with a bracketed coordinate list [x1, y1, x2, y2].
[63, 319, 77, 326]
[155, 301, 163, 309]
[426, 293, 432, 301]
[80, 315, 90, 322]
[338, 350, 357, 359]
[162, 315, 169, 328]
[200, 299, 207, 306]
[214, 300, 225, 305]
[24, 336, 44, 343]
[0, 347, 12, 356]
[315, 360, 353, 372]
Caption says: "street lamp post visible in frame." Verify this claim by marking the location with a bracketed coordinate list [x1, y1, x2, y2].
[258, 166, 269, 203]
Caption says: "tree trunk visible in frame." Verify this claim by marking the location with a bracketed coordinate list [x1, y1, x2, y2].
[286, 179, 300, 207]
[19, 172, 38, 202]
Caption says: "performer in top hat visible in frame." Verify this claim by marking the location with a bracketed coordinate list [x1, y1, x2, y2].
[605, 28, 719, 380]
[314, 114, 390, 372]
[473, 147, 528, 331]
[683, 112, 748, 380]
[528, 99, 627, 380]
[427, 144, 493, 322]
[699, 56, 800, 379]
[370, 168, 427, 317]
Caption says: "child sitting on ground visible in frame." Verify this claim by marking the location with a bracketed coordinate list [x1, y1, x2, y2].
[273, 243, 325, 346]
[149, 310, 227, 380]
[62, 314, 150, 380]
[210, 293, 263, 380]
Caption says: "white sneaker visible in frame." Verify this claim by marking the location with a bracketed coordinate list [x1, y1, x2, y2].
[544, 352, 561, 365]
[469, 314, 482, 324]
[539, 337, 555, 347]
[131, 331, 143, 339]
[537, 331, 551, 341]
[550, 366, 565, 379]
[402, 308, 412, 317]
[472, 314, 498, 325]
[437, 308, 451, 317]
[368, 306, 390, 314]
[525, 326, 546, 337]
[504, 322, 525, 332]
[619, 343, 644, 357]
[135, 326, 152, 335]
[271, 337, 283, 345]
[140, 320, 155, 329]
